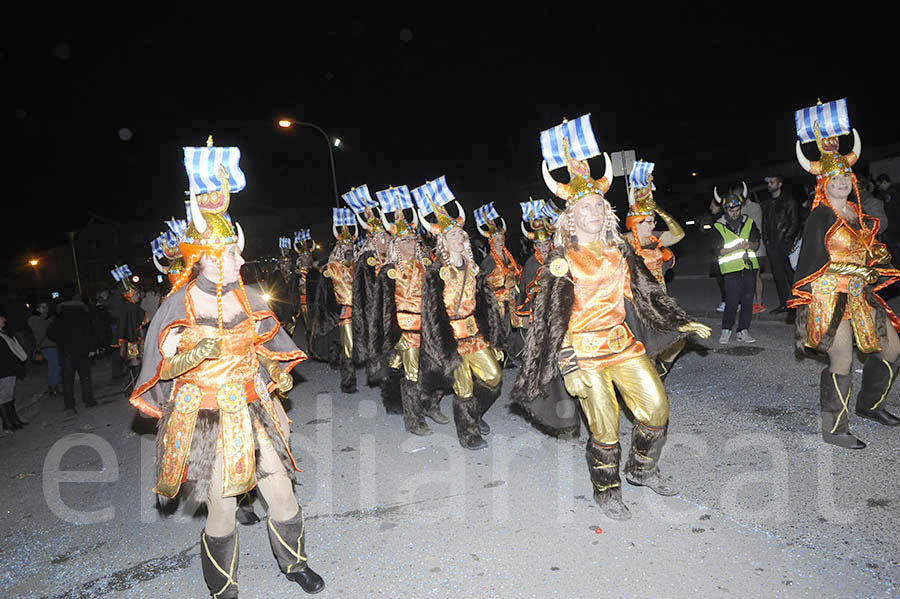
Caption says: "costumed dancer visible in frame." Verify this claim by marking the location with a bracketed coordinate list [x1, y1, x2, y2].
[511, 115, 710, 520]
[293, 229, 316, 332]
[308, 207, 359, 393]
[129, 138, 324, 595]
[475, 202, 524, 363]
[789, 98, 900, 449]
[372, 185, 450, 433]
[414, 178, 506, 450]
[625, 160, 688, 377]
[513, 198, 580, 437]
[344, 185, 392, 390]
[267, 236, 299, 336]
[111, 264, 147, 385]
[151, 215, 189, 288]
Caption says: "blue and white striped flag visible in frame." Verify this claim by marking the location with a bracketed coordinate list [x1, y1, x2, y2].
[795, 99, 850, 143]
[376, 185, 413, 213]
[150, 236, 166, 259]
[163, 230, 180, 248]
[333, 207, 356, 227]
[295, 229, 311, 243]
[166, 218, 187, 239]
[628, 160, 656, 190]
[411, 176, 455, 216]
[520, 200, 544, 222]
[183, 146, 246, 194]
[110, 264, 132, 282]
[541, 201, 560, 224]
[540, 114, 602, 171]
[342, 185, 376, 214]
[474, 203, 500, 227]
[279, 237, 291, 250]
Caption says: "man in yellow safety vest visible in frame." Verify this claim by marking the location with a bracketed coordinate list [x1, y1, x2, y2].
[712, 186, 761, 344]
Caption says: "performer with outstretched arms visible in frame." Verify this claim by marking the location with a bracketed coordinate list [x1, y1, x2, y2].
[625, 160, 688, 377]
[512, 116, 710, 521]
[415, 178, 506, 450]
[308, 207, 359, 393]
[789, 99, 900, 449]
[129, 138, 324, 596]
[293, 229, 316, 332]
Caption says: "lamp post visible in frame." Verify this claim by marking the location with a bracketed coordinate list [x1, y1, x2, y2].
[277, 119, 341, 207]
[68, 231, 83, 297]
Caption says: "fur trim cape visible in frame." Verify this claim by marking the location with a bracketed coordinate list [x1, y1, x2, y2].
[510, 243, 693, 426]
[306, 268, 341, 364]
[789, 204, 900, 354]
[418, 263, 505, 394]
[352, 250, 382, 371]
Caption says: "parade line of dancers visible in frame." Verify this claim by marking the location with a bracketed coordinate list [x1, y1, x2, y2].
[125, 102, 898, 596]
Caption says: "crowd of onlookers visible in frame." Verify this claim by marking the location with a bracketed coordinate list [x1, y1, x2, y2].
[0, 284, 162, 436]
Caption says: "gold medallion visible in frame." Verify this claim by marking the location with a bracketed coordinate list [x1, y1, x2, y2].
[367, 256, 377, 267]
[549, 258, 569, 278]
[387, 268, 397, 280]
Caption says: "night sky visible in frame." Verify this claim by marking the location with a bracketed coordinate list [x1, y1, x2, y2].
[4, 8, 894, 261]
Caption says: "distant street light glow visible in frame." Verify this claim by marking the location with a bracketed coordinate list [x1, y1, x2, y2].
[29, 259, 38, 266]
[685, 220, 696, 226]
[691, 172, 698, 177]
[702, 224, 712, 230]
[333, 138, 342, 148]
[278, 119, 293, 128]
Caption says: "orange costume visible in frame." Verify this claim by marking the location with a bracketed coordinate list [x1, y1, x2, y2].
[790, 98, 900, 448]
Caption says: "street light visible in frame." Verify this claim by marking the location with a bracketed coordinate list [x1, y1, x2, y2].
[277, 118, 341, 207]
[29, 259, 38, 266]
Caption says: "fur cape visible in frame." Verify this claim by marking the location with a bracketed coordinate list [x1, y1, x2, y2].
[418, 263, 506, 394]
[511, 243, 693, 425]
[306, 268, 341, 364]
[352, 250, 382, 370]
[376, 262, 403, 358]
[790, 204, 898, 354]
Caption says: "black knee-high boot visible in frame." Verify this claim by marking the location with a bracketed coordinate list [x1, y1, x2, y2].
[586, 440, 629, 521]
[453, 394, 487, 450]
[400, 378, 431, 436]
[1, 403, 15, 432]
[473, 378, 500, 435]
[267, 509, 325, 594]
[381, 368, 404, 415]
[856, 357, 900, 426]
[820, 368, 865, 449]
[624, 421, 677, 496]
[200, 529, 239, 598]
[340, 354, 357, 394]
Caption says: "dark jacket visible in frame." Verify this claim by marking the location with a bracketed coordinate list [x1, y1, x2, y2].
[759, 190, 800, 250]
[48, 300, 96, 355]
[0, 331, 27, 378]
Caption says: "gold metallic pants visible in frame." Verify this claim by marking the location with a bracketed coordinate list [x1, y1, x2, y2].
[339, 322, 353, 360]
[387, 338, 419, 382]
[452, 348, 502, 398]
[573, 355, 668, 445]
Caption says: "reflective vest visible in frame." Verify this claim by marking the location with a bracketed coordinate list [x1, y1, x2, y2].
[714, 217, 758, 274]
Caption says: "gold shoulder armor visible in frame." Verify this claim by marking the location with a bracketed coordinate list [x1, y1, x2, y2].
[549, 257, 569, 278]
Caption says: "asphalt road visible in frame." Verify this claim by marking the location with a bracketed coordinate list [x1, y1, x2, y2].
[2, 237, 899, 598]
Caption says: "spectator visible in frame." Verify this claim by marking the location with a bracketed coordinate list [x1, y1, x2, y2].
[141, 286, 161, 322]
[48, 293, 97, 413]
[876, 174, 900, 254]
[1, 310, 29, 433]
[739, 187, 766, 314]
[28, 301, 61, 395]
[713, 193, 761, 344]
[760, 175, 800, 315]
[106, 286, 125, 380]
